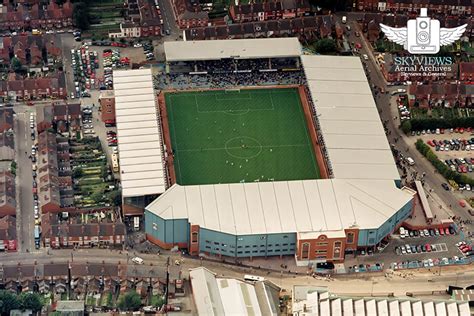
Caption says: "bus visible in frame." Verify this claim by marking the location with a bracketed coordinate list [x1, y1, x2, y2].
[244, 275, 265, 282]
[111, 153, 119, 172]
[34, 225, 41, 249]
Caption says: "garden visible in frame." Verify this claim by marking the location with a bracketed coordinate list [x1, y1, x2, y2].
[70, 137, 120, 209]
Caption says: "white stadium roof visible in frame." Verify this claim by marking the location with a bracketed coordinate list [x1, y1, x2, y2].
[302, 55, 400, 181]
[147, 180, 414, 235]
[164, 38, 302, 62]
[113, 69, 167, 197]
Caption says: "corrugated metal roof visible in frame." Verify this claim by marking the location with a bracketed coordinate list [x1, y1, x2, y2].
[113, 69, 166, 197]
[293, 287, 470, 316]
[189, 267, 269, 316]
[165, 38, 301, 61]
[301, 55, 400, 181]
[146, 179, 414, 235]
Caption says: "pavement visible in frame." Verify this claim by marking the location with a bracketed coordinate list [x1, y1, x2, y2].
[13, 106, 36, 252]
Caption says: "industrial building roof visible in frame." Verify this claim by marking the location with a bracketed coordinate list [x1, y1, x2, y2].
[113, 69, 167, 197]
[147, 179, 414, 235]
[292, 286, 470, 316]
[302, 55, 400, 181]
[164, 38, 302, 62]
[189, 267, 279, 316]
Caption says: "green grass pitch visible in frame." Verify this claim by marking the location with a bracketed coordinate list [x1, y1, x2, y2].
[165, 88, 321, 185]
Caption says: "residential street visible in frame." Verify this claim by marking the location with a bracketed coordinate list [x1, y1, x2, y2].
[0, 248, 472, 298]
[156, 0, 180, 37]
[14, 107, 35, 253]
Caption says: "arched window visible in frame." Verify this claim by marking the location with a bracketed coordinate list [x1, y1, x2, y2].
[301, 242, 310, 259]
[333, 241, 342, 258]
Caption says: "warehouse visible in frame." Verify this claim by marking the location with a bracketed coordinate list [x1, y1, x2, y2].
[140, 40, 415, 264]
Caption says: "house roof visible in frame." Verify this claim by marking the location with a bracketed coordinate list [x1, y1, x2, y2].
[0, 108, 14, 131]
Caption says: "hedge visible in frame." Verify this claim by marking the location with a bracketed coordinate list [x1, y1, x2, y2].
[409, 117, 474, 132]
[415, 139, 474, 186]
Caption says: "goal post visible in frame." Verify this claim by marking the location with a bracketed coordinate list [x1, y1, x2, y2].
[225, 88, 241, 93]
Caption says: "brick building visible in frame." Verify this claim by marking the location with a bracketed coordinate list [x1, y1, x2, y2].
[0, 215, 17, 251]
[0, 108, 14, 133]
[42, 213, 126, 248]
[99, 90, 116, 124]
[36, 102, 81, 134]
[0, 170, 15, 217]
[0, 0, 73, 30]
[229, 0, 310, 23]
[172, 0, 209, 29]
[37, 131, 63, 213]
[4, 73, 67, 101]
[109, 0, 161, 38]
[408, 83, 474, 108]
[357, 0, 473, 15]
[459, 62, 474, 82]
[184, 15, 332, 42]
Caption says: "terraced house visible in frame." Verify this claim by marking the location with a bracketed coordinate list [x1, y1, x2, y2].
[0, 0, 73, 30]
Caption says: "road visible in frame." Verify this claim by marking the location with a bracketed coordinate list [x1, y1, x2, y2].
[0, 248, 473, 297]
[14, 107, 35, 252]
[344, 14, 474, 237]
[156, 0, 180, 37]
[58, 33, 76, 95]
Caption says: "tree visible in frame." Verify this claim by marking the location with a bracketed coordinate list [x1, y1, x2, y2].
[0, 290, 20, 315]
[73, 2, 90, 30]
[151, 295, 165, 308]
[400, 120, 412, 134]
[18, 292, 44, 313]
[107, 190, 122, 206]
[11, 57, 22, 72]
[118, 291, 142, 311]
[314, 38, 337, 54]
[72, 167, 84, 178]
[91, 190, 104, 203]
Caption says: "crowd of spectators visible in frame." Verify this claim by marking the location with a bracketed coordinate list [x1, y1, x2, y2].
[154, 70, 305, 90]
[168, 58, 300, 75]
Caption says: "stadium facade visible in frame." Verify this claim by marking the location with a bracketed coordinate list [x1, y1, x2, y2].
[118, 38, 416, 265]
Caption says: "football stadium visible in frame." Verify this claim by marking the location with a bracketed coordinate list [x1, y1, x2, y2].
[114, 38, 416, 265]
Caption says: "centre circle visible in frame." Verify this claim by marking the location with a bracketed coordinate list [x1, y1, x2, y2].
[225, 136, 263, 159]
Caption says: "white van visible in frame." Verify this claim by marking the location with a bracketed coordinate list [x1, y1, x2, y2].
[342, 16, 347, 24]
[406, 157, 415, 166]
[131, 257, 144, 265]
[399, 227, 406, 238]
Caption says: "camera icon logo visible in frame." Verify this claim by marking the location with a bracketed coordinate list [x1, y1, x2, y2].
[380, 8, 467, 55]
